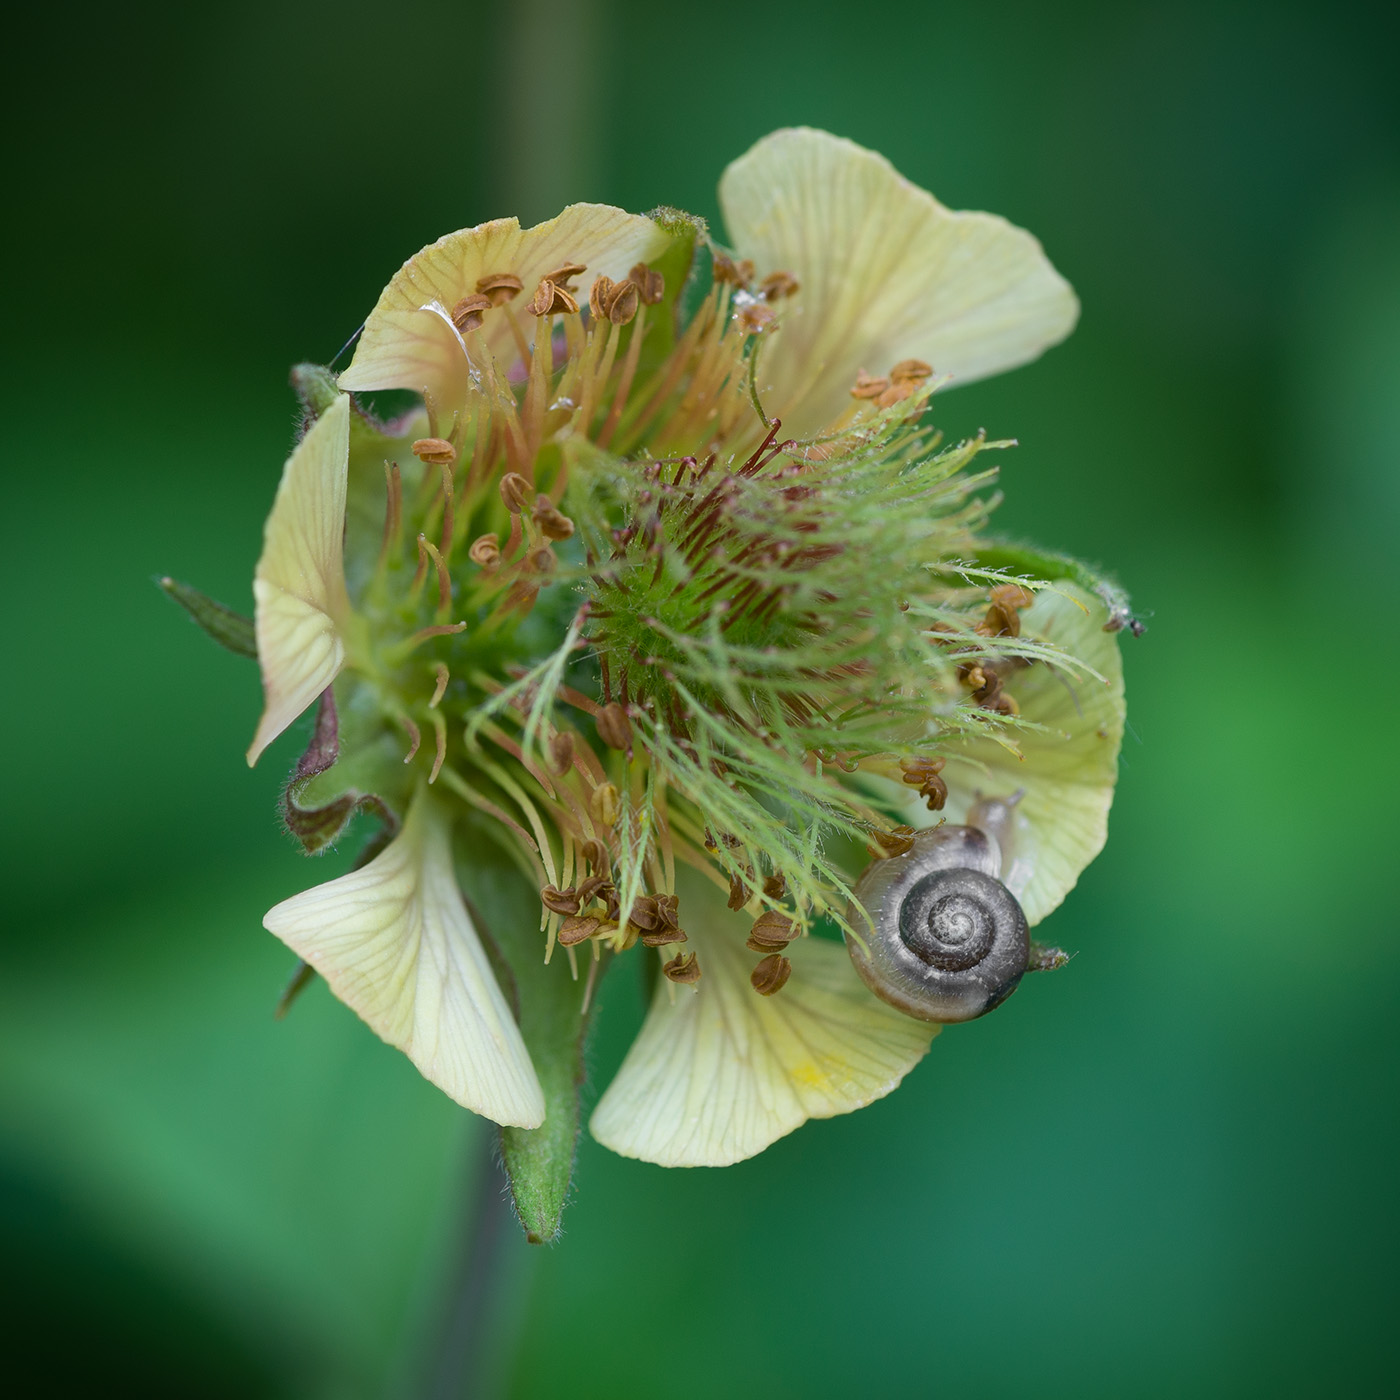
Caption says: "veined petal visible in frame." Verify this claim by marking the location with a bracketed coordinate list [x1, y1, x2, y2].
[263, 789, 545, 1128]
[591, 879, 936, 1167]
[719, 128, 1079, 438]
[926, 584, 1125, 926]
[338, 204, 670, 425]
[248, 395, 352, 766]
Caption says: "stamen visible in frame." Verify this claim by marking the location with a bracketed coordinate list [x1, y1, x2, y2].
[558, 914, 602, 947]
[663, 951, 702, 984]
[628, 263, 665, 305]
[438, 461, 455, 559]
[429, 662, 450, 708]
[750, 953, 792, 996]
[417, 534, 452, 613]
[411, 437, 455, 466]
[900, 755, 947, 811]
[590, 782, 620, 828]
[500, 472, 532, 513]
[589, 275, 639, 325]
[595, 702, 632, 754]
[476, 272, 524, 306]
[850, 371, 889, 400]
[548, 730, 575, 775]
[531, 494, 575, 540]
[399, 714, 421, 763]
[401, 621, 467, 654]
[541, 261, 587, 292]
[450, 294, 492, 333]
[758, 270, 799, 301]
[711, 251, 753, 287]
[469, 533, 501, 569]
[869, 825, 916, 858]
[526, 278, 579, 316]
[428, 709, 447, 784]
[746, 911, 799, 953]
[596, 304, 648, 448]
[378, 460, 402, 569]
[736, 302, 777, 336]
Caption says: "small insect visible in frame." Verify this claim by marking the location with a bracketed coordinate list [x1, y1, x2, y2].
[845, 798, 1030, 1022]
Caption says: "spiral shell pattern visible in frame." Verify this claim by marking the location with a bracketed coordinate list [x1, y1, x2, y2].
[845, 826, 1029, 1022]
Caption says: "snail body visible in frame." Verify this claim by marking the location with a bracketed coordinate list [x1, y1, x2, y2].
[846, 818, 1029, 1023]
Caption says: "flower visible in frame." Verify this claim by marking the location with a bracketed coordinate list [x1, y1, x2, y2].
[178, 128, 1132, 1233]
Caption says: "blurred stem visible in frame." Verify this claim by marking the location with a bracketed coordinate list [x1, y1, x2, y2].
[423, 1132, 512, 1400]
[490, 0, 602, 222]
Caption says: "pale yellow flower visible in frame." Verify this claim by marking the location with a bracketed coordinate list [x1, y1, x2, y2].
[720, 127, 1079, 439]
[264, 787, 545, 1128]
[247, 393, 353, 766]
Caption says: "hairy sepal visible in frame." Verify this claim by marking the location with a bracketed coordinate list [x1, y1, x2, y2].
[158, 577, 256, 659]
[457, 820, 602, 1245]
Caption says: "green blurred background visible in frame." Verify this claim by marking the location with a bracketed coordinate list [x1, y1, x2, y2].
[4, 0, 1398, 1395]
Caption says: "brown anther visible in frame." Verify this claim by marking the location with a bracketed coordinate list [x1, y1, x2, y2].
[589, 275, 615, 319]
[590, 782, 620, 827]
[711, 252, 754, 286]
[737, 302, 776, 335]
[411, 437, 455, 466]
[874, 380, 917, 408]
[526, 542, 556, 575]
[541, 885, 581, 916]
[871, 825, 917, 858]
[762, 873, 787, 900]
[595, 703, 632, 752]
[604, 278, 639, 324]
[548, 730, 574, 775]
[581, 838, 609, 872]
[746, 910, 799, 954]
[889, 358, 934, 384]
[499, 472, 532, 512]
[476, 272, 524, 305]
[468, 533, 501, 568]
[629, 263, 665, 304]
[758, 270, 800, 301]
[750, 953, 792, 997]
[576, 874, 609, 905]
[900, 756, 947, 786]
[557, 914, 601, 947]
[450, 293, 493, 333]
[981, 583, 1037, 638]
[629, 895, 661, 931]
[526, 278, 579, 316]
[850, 371, 890, 400]
[602, 885, 621, 922]
[958, 662, 988, 692]
[727, 867, 752, 912]
[920, 774, 948, 811]
[655, 894, 680, 929]
[663, 951, 702, 985]
[531, 494, 576, 541]
[541, 261, 587, 290]
[640, 926, 688, 947]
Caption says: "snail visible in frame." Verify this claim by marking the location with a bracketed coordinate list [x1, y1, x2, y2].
[845, 794, 1031, 1023]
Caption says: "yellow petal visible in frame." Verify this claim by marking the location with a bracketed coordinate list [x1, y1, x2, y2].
[247, 396, 352, 766]
[930, 584, 1125, 926]
[338, 204, 670, 425]
[263, 789, 545, 1128]
[719, 128, 1079, 438]
[590, 876, 936, 1166]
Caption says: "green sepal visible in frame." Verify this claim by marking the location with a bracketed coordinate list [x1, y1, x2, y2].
[969, 540, 1144, 636]
[456, 827, 605, 1245]
[283, 681, 405, 855]
[157, 576, 256, 659]
[635, 206, 707, 378]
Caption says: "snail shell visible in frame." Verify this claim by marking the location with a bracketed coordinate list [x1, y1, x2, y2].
[845, 824, 1029, 1023]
